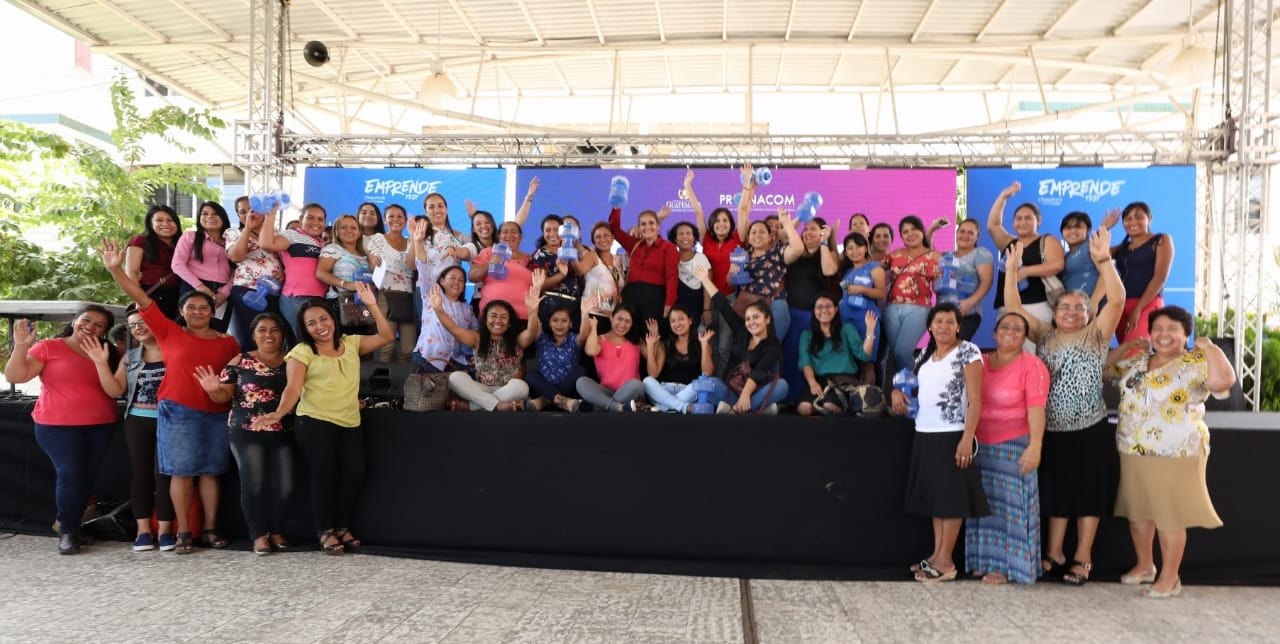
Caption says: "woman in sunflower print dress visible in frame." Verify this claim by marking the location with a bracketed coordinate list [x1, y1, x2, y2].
[1106, 305, 1234, 598]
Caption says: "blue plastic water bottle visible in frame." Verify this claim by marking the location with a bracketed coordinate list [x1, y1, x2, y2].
[796, 191, 823, 222]
[753, 168, 773, 186]
[728, 247, 750, 286]
[690, 375, 717, 415]
[845, 272, 873, 309]
[893, 369, 920, 419]
[489, 243, 511, 280]
[557, 221, 580, 262]
[935, 253, 959, 304]
[242, 275, 282, 312]
[608, 176, 630, 208]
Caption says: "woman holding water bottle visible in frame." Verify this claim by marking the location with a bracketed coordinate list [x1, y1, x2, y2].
[890, 302, 988, 583]
[226, 208, 285, 350]
[838, 232, 886, 384]
[469, 221, 537, 329]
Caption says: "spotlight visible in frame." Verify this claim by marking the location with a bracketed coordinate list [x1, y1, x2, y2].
[303, 41, 329, 67]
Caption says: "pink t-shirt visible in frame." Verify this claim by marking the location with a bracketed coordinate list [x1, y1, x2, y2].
[172, 231, 233, 296]
[28, 339, 119, 426]
[279, 229, 327, 297]
[593, 336, 641, 391]
[977, 351, 1050, 445]
[475, 247, 533, 320]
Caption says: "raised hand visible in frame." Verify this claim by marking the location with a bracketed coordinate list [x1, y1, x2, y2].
[524, 283, 544, 312]
[656, 203, 672, 221]
[193, 365, 222, 394]
[464, 199, 477, 217]
[410, 218, 428, 241]
[1089, 226, 1112, 263]
[428, 284, 445, 311]
[352, 280, 376, 305]
[1101, 208, 1121, 230]
[531, 268, 547, 292]
[1000, 181, 1021, 199]
[777, 208, 794, 228]
[692, 263, 711, 284]
[1193, 336, 1215, 353]
[79, 334, 110, 365]
[683, 168, 695, 188]
[12, 319, 36, 346]
[740, 162, 754, 189]
[698, 326, 715, 345]
[1003, 241, 1023, 272]
[645, 319, 661, 347]
[527, 176, 540, 197]
[100, 239, 126, 270]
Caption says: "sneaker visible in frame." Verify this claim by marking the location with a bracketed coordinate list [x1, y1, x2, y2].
[157, 533, 177, 552]
[762, 403, 779, 415]
[715, 401, 733, 415]
[132, 533, 156, 552]
[629, 401, 657, 413]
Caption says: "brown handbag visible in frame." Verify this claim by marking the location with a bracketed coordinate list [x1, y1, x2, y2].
[403, 372, 451, 412]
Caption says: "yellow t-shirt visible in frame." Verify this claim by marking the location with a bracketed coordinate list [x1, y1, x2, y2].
[287, 334, 363, 428]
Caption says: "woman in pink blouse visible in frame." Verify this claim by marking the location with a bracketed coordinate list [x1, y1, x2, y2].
[172, 201, 234, 332]
[965, 312, 1049, 584]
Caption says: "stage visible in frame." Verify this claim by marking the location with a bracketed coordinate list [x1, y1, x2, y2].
[1, 399, 1276, 585]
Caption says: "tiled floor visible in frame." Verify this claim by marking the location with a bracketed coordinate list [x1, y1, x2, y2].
[1, 534, 1277, 643]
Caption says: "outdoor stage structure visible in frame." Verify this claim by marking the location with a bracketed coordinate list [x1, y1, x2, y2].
[233, 0, 1277, 410]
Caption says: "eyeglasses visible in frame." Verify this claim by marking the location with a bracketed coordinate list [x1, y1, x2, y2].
[1056, 304, 1088, 313]
[126, 322, 148, 330]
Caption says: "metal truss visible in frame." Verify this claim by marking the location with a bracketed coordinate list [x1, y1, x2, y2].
[1213, 0, 1275, 411]
[275, 130, 1228, 168]
[234, 0, 286, 195]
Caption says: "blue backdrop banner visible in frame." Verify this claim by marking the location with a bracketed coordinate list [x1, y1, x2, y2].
[965, 166, 1197, 345]
[301, 167, 506, 232]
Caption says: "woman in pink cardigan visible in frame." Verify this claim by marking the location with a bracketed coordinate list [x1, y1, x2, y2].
[172, 201, 234, 332]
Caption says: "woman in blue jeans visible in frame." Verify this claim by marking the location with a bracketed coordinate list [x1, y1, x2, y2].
[882, 216, 942, 378]
[692, 265, 788, 414]
[5, 306, 122, 554]
[641, 305, 722, 413]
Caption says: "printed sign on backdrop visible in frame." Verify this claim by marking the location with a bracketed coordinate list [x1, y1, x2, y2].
[301, 167, 506, 232]
[966, 166, 1197, 344]
[510, 167, 959, 252]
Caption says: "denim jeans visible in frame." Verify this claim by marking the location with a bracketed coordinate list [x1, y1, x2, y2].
[34, 423, 115, 535]
[883, 303, 929, 376]
[720, 377, 790, 411]
[642, 377, 728, 413]
[228, 428, 296, 539]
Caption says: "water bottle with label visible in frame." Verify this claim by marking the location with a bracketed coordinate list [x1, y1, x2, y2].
[557, 221, 580, 262]
[892, 369, 920, 419]
[728, 247, 750, 286]
[489, 242, 511, 280]
[845, 272, 873, 309]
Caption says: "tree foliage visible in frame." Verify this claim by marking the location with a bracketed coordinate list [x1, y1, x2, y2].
[0, 74, 225, 305]
[1196, 311, 1280, 412]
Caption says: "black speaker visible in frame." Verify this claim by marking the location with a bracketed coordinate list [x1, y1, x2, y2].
[303, 41, 329, 67]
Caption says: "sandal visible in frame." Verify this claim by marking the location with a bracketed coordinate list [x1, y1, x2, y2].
[1041, 556, 1067, 578]
[252, 536, 272, 557]
[336, 528, 362, 550]
[909, 558, 931, 573]
[200, 529, 229, 549]
[318, 529, 344, 556]
[173, 531, 194, 555]
[1062, 560, 1092, 586]
[269, 534, 290, 551]
[524, 398, 545, 412]
[914, 565, 957, 583]
[553, 395, 581, 413]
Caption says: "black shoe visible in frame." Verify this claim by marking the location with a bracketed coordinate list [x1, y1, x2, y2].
[58, 533, 80, 555]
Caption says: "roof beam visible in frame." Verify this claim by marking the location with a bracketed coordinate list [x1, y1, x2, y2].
[848, 0, 868, 41]
[1042, 0, 1085, 39]
[827, 52, 846, 89]
[378, 0, 421, 41]
[166, 0, 232, 41]
[975, 0, 1011, 42]
[784, 0, 799, 41]
[93, 0, 168, 42]
[1111, 0, 1160, 35]
[513, 0, 544, 45]
[910, 0, 940, 44]
[722, 0, 728, 41]
[444, 0, 486, 46]
[310, 0, 359, 40]
[655, 0, 668, 44]
[587, 0, 607, 45]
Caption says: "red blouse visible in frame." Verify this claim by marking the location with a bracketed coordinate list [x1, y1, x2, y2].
[608, 208, 679, 307]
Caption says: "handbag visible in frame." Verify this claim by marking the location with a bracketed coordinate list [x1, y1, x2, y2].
[821, 378, 886, 417]
[731, 290, 770, 318]
[1039, 236, 1066, 302]
[383, 290, 415, 322]
[725, 361, 780, 414]
[403, 371, 451, 412]
[337, 291, 376, 334]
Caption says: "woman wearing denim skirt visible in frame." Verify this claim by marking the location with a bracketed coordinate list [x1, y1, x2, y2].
[104, 240, 240, 555]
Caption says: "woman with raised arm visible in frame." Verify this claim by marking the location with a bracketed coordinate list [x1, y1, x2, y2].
[460, 209, 498, 315]
[414, 192, 470, 284]
[796, 297, 876, 416]
[524, 302, 590, 412]
[364, 204, 416, 362]
[412, 266, 477, 374]
[1003, 226, 1125, 586]
[5, 307, 122, 554]
[1111, 201, 1174, 346]
[781, 214, 842, 400]
[434, 274, 544, 412]
[114, 308, 176, 552]
[469, 221, 538, 329]
[126, 205, 183, 320]
[225, 208, 286, 350]
[171, 201, 234, 332]
[837, 232, 886, 384]
[575, 304, 647, 413]
[258, 203, 329, 339]
[608, 190, 680, 329]
[731, 206, 807, 343]
[249, 283, 393, 555]
[102, 239, 241, 555]
[964, 312, 1049, 585]
[986, 181, 1066, 324]
[882, 216, 942, 376]
[194, 312, 294, 556]
[528, 214, 586, 328]
[641, 305, 721, 414]
[692, 265, 789, 414]
[890, 303, 988, 583]
[1105, 306, 1233, 598]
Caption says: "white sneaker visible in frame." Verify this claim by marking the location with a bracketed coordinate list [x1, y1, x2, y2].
[715, 401, 733, 415]
[762, 403, 778, 415]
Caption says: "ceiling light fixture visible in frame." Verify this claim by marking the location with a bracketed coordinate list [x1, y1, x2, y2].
[421, 0, 459, 107]
[1164, 0, 1215, 88]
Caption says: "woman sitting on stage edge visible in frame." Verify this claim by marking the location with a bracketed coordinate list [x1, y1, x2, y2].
[250, 285, 393, 555]
[691, 265, 789, 414]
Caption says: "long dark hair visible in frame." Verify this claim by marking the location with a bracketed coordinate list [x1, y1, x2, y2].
[609, 303, 643, 345]
[193, 201, 231, 262]
[478, 300, 520, 358]
[295, 300, 341, 352]
[913, 302, 962, 374]
[807, 294, 843, 356]
[357, 202, 385, 234]
[422, 193, 455, 239]
[536, 214, 563, 249]
[57, 304, 121, 371]
[662, 304, 700, 360]
[707, 207, 736, 243]
[841, 232, 870, 273]
[142, 205, 182, 264]
[471, 210, 496, 250]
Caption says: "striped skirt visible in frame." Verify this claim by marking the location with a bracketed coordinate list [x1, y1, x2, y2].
[964, 435, 1041, 584]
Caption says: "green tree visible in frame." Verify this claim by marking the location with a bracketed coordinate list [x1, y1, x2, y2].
[0, 74, 225, 304]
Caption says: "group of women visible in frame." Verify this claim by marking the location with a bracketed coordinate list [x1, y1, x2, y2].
[6, 170, 1227, 594]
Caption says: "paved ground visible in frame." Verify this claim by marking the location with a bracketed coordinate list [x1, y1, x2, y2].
[1, 533, 1277, 643]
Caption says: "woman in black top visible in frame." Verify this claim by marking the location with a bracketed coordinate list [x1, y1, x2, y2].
[692, 265, 789, 414]
[782, 216, 841, 401]
[639, 305, 717, 413]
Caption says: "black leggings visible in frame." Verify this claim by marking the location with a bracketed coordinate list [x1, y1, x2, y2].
[293, 416, 366, 534]
[122, 415, 175, 523]
[228, 428, 296, 539]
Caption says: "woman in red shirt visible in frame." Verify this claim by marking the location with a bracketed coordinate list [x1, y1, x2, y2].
[103, 239, 241, 555]
[609, 203, 678, 330]
[5, 306, 122, 554]
[125, 205, 183, 320]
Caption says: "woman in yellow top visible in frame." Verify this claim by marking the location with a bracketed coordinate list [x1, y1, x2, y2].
[1105, 306, 1234, 598]
[252, 281, 394, 555]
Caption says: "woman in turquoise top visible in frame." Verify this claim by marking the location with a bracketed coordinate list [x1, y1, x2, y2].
[797, 294, 876, 416]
